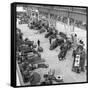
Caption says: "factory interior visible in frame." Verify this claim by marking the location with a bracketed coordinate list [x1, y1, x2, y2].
[16, 4, 87, 86]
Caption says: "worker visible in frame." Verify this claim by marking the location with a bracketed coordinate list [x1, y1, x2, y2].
[74, 34, 77, 43]
[73, 33, 77, 48]
[71, 33, 74, 42]
[37, 39, 40, 46]
[79, 40, 84, 46]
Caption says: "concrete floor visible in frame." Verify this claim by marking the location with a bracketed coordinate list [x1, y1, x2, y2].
[17, 23, 87, 85]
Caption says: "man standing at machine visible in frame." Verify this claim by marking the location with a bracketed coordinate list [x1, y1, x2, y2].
[37, 39, 40, 46]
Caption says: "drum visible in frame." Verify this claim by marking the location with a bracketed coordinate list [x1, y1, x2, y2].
[54, 75, 63, 82]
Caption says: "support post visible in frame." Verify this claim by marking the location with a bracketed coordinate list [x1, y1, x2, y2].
[48, 12, 50, 27]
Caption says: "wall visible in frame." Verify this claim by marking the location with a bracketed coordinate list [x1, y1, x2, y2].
[38, 7, 86, 23]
